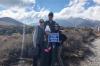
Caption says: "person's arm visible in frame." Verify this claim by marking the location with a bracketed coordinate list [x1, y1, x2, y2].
[44, 21, 48, 29]
[59, 31, 67, 44]
[33, 26, 39, 48]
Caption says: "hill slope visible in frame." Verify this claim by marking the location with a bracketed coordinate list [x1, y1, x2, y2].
[0, 17, 23, 27]
[57, 18, 100, 28]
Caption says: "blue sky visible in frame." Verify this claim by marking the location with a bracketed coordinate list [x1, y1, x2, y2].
[34, 0, 69, 12]
[27, 0, 96, 12]
[34, 0, 96, 12]
[0, 5, 6, 11]
[0, 0, 96, 12]
[84, 0, 95, 9]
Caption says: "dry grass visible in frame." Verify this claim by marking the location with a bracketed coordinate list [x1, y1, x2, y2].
[0, 28, 99, 66]
[0, 33, 33, 66]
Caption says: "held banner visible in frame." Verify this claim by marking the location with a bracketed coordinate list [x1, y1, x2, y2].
[48, 33, 59, 42]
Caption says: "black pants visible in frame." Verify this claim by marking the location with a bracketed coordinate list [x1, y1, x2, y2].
[51, 47, 59, 66]
[40, 47, 59, 66]
[40, 50, 52, 66]
[33, 55, 38, 66]
[32, 44, 42, 66]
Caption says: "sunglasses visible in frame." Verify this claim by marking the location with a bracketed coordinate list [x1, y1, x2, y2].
[40, 21, 44, 23]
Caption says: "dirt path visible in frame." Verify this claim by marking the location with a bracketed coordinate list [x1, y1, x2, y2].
[81, 38, 100, 66]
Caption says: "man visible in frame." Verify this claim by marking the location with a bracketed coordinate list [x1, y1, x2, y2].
[45, 12, 59, 33]
[50, 24, 67, 66]
[40, 25, 52, 66]
[44, 12, 60, 66]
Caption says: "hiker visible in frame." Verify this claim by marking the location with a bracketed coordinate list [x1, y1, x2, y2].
[54, 25, 67, 45]
[45, 12, 66, 66]
[40, 25, 52, 66]
[41, 24, 67, 66]
[49, 24, 67, 66]
[32, 19, 45, 66]
[43, 12, 58, 66]
[44, 12, 63, 66]
[45, 12, 59, 33]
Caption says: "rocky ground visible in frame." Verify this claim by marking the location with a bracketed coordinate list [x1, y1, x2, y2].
[80, 37, 100, 66]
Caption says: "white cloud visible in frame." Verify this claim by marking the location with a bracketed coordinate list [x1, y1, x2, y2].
[54, 0, 100, 21]
[93, 0, 100, 4]
[82, 6, 100, 20]
[0, 7, 27, 20]
[0, 0, 41, 24]
[54, 0, 86, 20]
[0, 0, 36, 23]
[0, 0, 35, 8]
[0, 6, 49, 24]
[68, 0, 79, 6]
[0, 0, 100, 25]
[22, 0, 35, 3]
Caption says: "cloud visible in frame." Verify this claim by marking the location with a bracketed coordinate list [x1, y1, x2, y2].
[54, 0, 100, 21]
[0, 6, 49, 24]
[93, 0, 100, 4]
[0, 7, 30, 20]
[0, 0, 38, 24]
[0, 0, 100, 25]
[54, 0, 86, 19]
[82, 6, 100, 20]
[0, 0, 36, 23]
[0, 0, 35, 8]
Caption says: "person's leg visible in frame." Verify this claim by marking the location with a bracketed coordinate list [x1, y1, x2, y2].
[51, 48, 57, 66]
[48, 51, 52, 66]
[32, 44, 40, 66]
[51, 46, 61, 66]
[40, 51, 50, 66]
[33, 55, 38, 66]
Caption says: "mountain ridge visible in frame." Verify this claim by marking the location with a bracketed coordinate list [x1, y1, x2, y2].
[0, 17, 23, 27]
[56, 17, 100, 28]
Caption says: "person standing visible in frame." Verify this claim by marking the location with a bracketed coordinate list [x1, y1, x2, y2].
[45, 12, 67, 66]
[33, 19, 45, 66]
[40, 25, 52, 66]
[44, 12, 60, 66]
[45, 12, 59, 33]
[50, 24, 67, 66]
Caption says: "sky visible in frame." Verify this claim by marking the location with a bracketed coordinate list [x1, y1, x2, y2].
[0, 0, 100, 25]
[34, 0, 68, 12]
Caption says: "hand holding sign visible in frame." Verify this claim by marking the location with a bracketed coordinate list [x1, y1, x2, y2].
[48, 33, 59, 42]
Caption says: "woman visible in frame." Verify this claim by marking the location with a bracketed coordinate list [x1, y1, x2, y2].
[33, 19, 45, 66]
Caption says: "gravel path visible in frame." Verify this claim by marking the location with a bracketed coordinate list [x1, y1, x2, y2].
[81, 38, 100, 66]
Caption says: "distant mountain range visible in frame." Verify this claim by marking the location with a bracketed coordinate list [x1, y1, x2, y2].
[0, 17, 100, 28]
[0, 17, 33, 35]
[0, 17, 23, 27]
[56, 18, 100, 28]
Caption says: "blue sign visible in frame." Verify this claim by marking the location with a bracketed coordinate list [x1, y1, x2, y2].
[48, 33, 59, 42]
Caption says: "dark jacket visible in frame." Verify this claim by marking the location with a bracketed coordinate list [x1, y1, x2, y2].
[33, 26, 45, 56]
[45, 20, 59, 32]
[36, 26, 45, 45]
